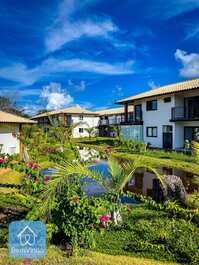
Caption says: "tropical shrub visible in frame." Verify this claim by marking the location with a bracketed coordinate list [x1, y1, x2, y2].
[94, 204, 199, 264]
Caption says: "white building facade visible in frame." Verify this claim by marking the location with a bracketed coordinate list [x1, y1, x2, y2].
[31, 107, 99, 138]
[0, 111, 36, 155]
[115, 79, 199, 149]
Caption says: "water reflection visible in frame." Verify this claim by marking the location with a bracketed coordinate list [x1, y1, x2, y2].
[77, 146, 99, 161]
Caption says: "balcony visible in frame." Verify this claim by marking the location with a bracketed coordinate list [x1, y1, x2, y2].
[99, 120, 109, 125]
[170, 106, 199, 121]
[120, 112, 143, 125]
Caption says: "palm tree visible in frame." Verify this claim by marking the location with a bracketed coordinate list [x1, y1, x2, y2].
[84, 126, 97, 140]
[37, 155, 165, 223]
[48, 116, 85, 152]
[20, 124, 38, 162]
[192, 141, 199, 163]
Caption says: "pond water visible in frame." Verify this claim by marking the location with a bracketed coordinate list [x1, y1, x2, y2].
[41, 147, 198, 200]
[85, 160, 198, 198]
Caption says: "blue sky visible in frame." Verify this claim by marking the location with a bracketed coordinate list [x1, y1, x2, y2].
[0, 0, 199, 115]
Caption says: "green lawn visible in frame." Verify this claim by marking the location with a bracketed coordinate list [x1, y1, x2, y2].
[73, 138, 199, 175]
[0, 246, 179, 265]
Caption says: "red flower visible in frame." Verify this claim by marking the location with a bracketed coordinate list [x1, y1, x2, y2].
[0, 158, 5, 163]
[74, 197, 79, 202]
[34, 164, 39, 170]
[28, 162, 34, 168]
[23, 259, 30, 265]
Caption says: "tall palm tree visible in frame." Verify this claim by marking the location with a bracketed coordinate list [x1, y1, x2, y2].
[20, 124, 38, 162]
[37, 155, 165, 223]
[48, 116, 85, 152]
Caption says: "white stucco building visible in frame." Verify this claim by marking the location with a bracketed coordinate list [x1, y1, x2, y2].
[115, 78, 199, 149]
[97, 107, 134, 137]
[31, 107, 99, 138]
[0, 111, 36, 155]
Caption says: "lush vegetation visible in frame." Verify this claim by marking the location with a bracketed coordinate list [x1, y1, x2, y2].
[0, 131, 199, 265]
[94, 204, 199, 264]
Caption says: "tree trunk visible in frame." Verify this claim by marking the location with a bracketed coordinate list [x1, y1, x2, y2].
[60, 143, 64, 152]
[23, 144, 29, 162]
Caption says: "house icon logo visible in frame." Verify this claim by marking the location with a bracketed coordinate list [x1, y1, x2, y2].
[9, 221, 46, 258]
[17, 226, 37, 246]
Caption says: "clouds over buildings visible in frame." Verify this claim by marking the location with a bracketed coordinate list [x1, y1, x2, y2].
[41, 82, 74, 110]
[175, 49, 199, 78]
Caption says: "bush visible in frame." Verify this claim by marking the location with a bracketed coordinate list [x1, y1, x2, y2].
[94, 204, 199, 264]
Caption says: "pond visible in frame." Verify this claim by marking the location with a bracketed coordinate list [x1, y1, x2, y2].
[41, 147, 198, 200]
[85, 160, 199, 198]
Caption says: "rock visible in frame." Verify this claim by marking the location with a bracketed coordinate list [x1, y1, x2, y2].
[152, 175, 188, 205]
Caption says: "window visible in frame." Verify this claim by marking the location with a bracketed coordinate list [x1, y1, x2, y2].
[184, 127, 199, 142]
[79, 115, 83, 120]
[135, 104, 142, 121]
[164, 97, 171, 103]
[146, 100, 157, 111]
[79, 128, 84, 133]
[163, 125, 173, 133]
[147, 127, 157, 137]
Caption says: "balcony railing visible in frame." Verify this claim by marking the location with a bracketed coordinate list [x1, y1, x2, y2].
[171, 106, 199, 121]
[120, 112, 143, 125]
[99, 120, 109, 125]
[99, 118, 123, 125]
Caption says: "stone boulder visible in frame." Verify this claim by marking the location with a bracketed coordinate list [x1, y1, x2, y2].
[152, 175, 188, 205]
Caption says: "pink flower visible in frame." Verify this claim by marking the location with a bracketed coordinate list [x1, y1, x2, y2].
[34, 164, 39, 170]
[23, 259, 30, 265]
[66, 245, 72, 251]
[35, 178, 39, 181]
[28, 162, 34, 168]
[0, 158, 5, 163]
[105, 148, 113, 153]
[100, 215, 109, 222]
[12, 132, 17, 137]
[43, 176, 50, 182]
[127, 207, 131, 212]
[74, 197, 79, 203]
[100, 215, 109, 228]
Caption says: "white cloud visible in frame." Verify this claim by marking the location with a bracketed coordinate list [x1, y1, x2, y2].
[40, 58, 134, 75]
[148, 80, 159, 89]
[45, 0, 118, 52]
[68, 79, 86, 91]
[147, 0, 199, 20]
[0, 63, 37, 86]
[23, 104, 42, 116]
[175, 49, 199, 78]
[184, 23, 199, 40]
[41, 82, 74, 110]
[0, 57, 134, 86]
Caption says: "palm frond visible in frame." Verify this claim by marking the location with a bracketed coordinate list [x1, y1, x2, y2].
[192, 141, 199, 163]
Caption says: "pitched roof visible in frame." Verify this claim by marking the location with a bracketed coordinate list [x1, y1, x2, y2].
[97, 106, 134, 116]
[0, 111, 36, 124]
[31, 106, 97, 119]
[115, 78, 199, 104]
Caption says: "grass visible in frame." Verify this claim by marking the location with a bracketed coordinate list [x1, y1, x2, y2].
[0, 246, 179, 265]
[73, 138, 199, 175]
[93, 204, 199, 264]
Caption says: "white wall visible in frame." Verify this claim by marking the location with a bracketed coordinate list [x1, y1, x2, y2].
[0, 124, 20, 154]
[71, 115, 99, 138]
[136, 94, 175, 148]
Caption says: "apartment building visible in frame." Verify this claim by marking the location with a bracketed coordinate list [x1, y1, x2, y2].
[98, 107, 134, 137]
[31, 107, 99, 138]
[0, 111, 36, 155]
[115, 78, 199, 149]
